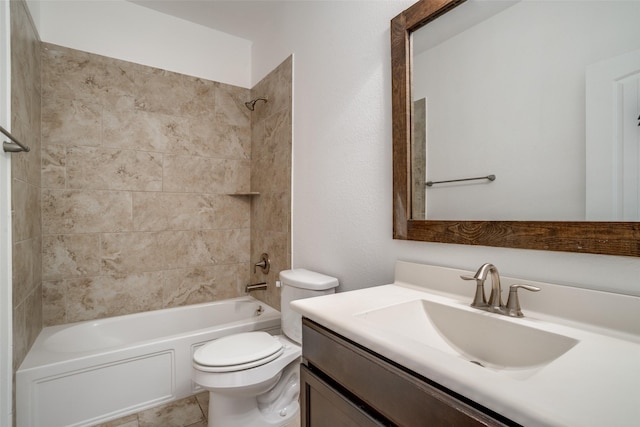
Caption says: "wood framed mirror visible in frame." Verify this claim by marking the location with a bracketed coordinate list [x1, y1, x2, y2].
[391, 0, 640, 257]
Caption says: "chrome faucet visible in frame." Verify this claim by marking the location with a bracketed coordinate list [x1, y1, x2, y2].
[245, 282, 268, 293]
[461, 263, 540, 317]
[461, 263, 503, 313]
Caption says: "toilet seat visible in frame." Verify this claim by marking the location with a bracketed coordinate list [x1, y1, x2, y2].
[193, 332, 284, 373]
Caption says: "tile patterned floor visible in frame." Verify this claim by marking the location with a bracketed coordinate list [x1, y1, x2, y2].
[94, 392, 300, 427]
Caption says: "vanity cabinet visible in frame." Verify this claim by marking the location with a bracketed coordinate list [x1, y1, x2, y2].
[300, 319, 516, 427]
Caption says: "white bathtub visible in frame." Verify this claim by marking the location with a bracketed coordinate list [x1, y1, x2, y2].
[17, 296, 281, 427]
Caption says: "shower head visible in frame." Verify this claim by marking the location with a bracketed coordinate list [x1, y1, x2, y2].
[245, 97, 268, 111]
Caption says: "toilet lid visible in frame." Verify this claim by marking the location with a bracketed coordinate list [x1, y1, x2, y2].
[193, 332, 284, 372]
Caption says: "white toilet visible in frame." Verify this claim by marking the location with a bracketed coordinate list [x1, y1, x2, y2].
[192, 269, 339, 427]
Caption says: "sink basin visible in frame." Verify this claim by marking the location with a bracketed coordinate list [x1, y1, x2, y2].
[355, 299, 578, 370]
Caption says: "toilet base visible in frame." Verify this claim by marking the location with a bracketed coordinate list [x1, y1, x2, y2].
[206, 359, 300, 427]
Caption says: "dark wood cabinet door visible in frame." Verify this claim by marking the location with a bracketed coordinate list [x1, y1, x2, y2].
[300, 364, 385, 427]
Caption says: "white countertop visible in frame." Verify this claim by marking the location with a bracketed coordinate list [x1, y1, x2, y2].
[291, 261, 640, 427]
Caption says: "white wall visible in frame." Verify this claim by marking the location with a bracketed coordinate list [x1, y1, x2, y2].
[34, 0, 252, 88]
[30, 0, 640, 297]
[251, 1, 640, 297]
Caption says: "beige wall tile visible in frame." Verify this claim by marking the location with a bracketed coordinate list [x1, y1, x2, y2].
[167, 115, 251, 160]
[9, 0, 43, 394]
[133, 193, 250, 231]
[11, 179, 40, 242]
[39, 45, 265, 325]
[12, 238, 35, 307]
[252, 191, 290, 233]
[42, 189, 133, 234]
[12, 236, 41, 314]
[42, 144, 67, 188]
[163, 154, 250, 194]
[42, 98, 102, 147]
[42, 280, 67, 326]
[42, 43, 137, 107]
[43, 234, 101, 280]
[103, 107, 182, 153]
[26, 285, 43, 352]
[215, 83, 251, 127]
[66, 146, 163, 191]
[65, 272, 164, 322]
[12, 284, 42, 370]
[10, 116, 31, 183]
[252, 111, 292, 193]
[134, 68, 214, 117]
[251, 230, 290, 311]
[100, 231, 170, 274]
[38, 45, 292, 335]
[250, 56, 293, 310]
[212, 120, 252, 160]
[163, 264, 246, 308]
[12, 301, 28, 371]
[181, 75, 220, 117]
[169, 229, 251, 268]
[260, 109, 292, 162]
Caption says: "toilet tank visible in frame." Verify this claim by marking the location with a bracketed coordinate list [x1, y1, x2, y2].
[279, 269, 339, 344]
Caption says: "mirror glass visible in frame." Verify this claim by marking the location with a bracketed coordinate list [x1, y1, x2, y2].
[411, 0, 640, 221]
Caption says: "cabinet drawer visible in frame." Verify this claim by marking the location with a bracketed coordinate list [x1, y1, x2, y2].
[301, 365, 384, 427]
[302, 319, 510, 427]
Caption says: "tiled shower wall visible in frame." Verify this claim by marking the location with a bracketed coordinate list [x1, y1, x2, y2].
[249, 56, 293, 311]
[94, 55, 293, 425]
[11, 0, 42, 390]
[40, 44, 255, 325]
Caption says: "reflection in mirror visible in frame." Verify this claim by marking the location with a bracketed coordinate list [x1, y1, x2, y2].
[412, 98, 427, 219]
[391, 0, 640, 257]
[411, 0, 640, 221]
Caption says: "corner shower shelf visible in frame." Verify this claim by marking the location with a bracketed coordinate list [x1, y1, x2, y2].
[227, 192, 260, 196]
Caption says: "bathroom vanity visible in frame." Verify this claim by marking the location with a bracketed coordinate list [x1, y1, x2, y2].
[292, 262, 640, 427]
[301, 318, 511, 426]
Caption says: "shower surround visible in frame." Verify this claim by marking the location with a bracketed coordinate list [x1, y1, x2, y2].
[7, 0, 293, 420]
[40, 44, 292, 326]
[249, 56, 293, 311]
[11, 0, 43, 380]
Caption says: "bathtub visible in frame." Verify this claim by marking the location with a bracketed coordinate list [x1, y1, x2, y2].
[17, 296, 281, 427]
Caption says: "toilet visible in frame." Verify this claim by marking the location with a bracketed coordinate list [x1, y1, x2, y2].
[192, 269, 339, 427]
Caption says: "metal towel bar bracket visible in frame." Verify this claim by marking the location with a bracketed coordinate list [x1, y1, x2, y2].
[426, 174, 495, 187]
[1, 124, 30, 153]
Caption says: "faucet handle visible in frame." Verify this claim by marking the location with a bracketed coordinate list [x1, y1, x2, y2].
[460, 275, 488, 308]
[505, 284, 541, 317]
[253, 253, 271, 274]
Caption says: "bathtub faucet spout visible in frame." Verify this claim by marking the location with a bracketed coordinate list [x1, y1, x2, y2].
[245, 282, 268, 293]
